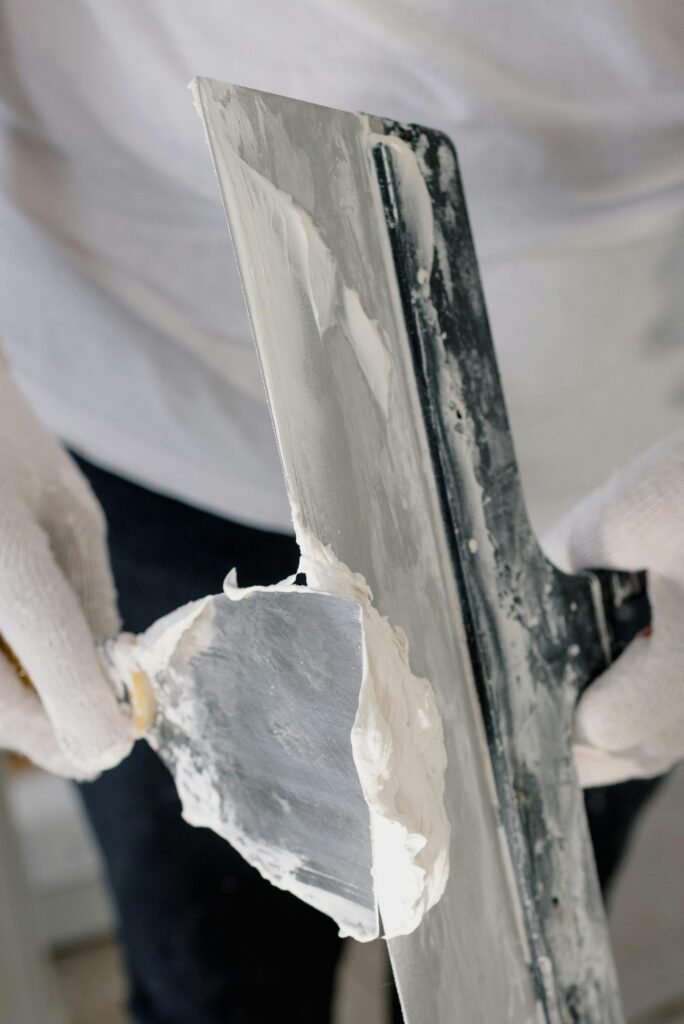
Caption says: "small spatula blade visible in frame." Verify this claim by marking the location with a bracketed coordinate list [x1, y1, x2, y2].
[146, 588, 376, 940]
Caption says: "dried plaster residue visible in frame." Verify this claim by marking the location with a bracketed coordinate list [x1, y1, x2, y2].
[294, 524, 450, 939]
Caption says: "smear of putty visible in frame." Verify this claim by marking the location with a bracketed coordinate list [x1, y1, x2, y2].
[291, 515, 450, 938]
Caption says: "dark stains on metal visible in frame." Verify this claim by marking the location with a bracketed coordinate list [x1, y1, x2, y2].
[371, 120, 649, 1023]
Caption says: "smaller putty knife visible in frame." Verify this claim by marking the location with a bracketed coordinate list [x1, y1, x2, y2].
[103, 585, 376, 941]
[2, 582, 377, 939]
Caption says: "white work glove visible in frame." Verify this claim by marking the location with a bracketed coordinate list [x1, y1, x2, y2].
[544, 430, 684, 788]
[0, 349, 133, 778]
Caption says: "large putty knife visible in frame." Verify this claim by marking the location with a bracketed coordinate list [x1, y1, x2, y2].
[191, 79, 650, 1023]
[2, 584, 375, 938]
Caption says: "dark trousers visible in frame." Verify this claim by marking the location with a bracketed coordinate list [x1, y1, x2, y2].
[75, 456, 660, 1024]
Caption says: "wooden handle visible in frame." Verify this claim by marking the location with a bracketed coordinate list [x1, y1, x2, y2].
[0, 632, 154, 737]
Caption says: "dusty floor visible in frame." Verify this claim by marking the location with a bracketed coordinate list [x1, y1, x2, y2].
[52, 769, 683, 1024]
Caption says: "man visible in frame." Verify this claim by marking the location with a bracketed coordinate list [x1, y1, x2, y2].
[1, 2, 683, 1021]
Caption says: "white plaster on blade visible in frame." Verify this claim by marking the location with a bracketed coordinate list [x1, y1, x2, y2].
[292, 517, 450, 939]
[189, 85, 452, 939]
[342, 287, 392, 417]
[402, 136, 620, 1014]
[177, 750, 371, 943]
[191, 78, 556, 1021]
[106, 591, 376, 940]
[369, 132, 435, 292]
[101, 597, 214, 706]
[195, 97, 394, 420]
[224, 550, 450, 939]
[108, 557, 449, 940]
[111, 563, 450, 940]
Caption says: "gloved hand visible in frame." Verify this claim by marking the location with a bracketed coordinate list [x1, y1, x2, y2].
[0, 349, 133, 778]
[544, 430, 684, 788]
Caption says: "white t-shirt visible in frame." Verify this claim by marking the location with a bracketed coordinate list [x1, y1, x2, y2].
[1, 1, 683, 534]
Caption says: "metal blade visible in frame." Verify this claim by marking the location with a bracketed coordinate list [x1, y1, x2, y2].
[193, 78, 542, 1021]
[193, 78, 628, 1024]
[146, 588, 376, 940]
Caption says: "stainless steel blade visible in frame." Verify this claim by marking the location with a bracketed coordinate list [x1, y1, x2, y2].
[144, 588, 376, 940]
[193, 78, 541, 1022]
[192, 77, 630, 1024]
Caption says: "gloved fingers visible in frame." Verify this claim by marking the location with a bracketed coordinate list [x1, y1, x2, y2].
[541, 515, 576, 575]
[40, 457, 120, 638]
[0, 500, 133, 774]
[572, 621, 684, 787]
[0, 652, 96, 779]
[543, 430, 684, 577]
[543, 433, 684, 787]
[572, 743, 664, 789]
